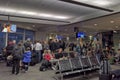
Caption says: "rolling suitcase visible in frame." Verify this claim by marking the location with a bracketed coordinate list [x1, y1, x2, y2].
[99, 59, 112, 80]
[111, 69, 120, 80]
[99, 74, 112, 80]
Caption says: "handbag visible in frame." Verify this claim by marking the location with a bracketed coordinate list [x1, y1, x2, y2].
[7, 55, 13, 61]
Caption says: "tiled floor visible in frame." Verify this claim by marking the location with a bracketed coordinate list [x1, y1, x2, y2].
[0, 62, 119, 80]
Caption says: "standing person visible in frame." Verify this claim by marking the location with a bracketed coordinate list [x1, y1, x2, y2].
[75, 44, 81, 56]
[6, 41, 15, 66]
[12, 42, 22, 75]
[43, 41, 49, 50]
[50, 39, 55, 53]
[22, 47, 32, 72]
[34, 41, 42, 63]
[118, 40, 120, 49]
[24, 39, 32, 51]
[2, 24, 7, 32]
[62, 40, 66, 51]
[59, 40, 65, 51]
[6, 24, 11, 32]
[79, 38, 86, 56]
[18, 40, 25, 70]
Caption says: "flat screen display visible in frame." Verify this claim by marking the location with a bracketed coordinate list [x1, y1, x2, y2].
[76, 32, 85, 38]
[1, 24, 16, 33]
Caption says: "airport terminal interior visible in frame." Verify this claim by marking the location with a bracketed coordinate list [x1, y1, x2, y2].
[0, 0, 120, 80]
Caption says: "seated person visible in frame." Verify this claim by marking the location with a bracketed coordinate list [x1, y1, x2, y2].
[40, 50, 53, 70]
[54, 48, 64, 59]
[69, 52, 77, 58]
[87, 48, 93, 57]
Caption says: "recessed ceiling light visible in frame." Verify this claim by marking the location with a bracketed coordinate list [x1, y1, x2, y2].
[110, 21, 114, 23]
[113, 30, 117, 33]
[94, 24, 98, 26]
[115, 26, 118, 28]
[32, 25, 35, 27]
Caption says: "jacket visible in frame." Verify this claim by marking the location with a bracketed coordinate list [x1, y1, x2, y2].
[22, 51, 32, 63]
[12, 45, 23, 60]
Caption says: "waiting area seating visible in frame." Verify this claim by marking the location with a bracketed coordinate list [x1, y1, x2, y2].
[55, 55, 100, 80]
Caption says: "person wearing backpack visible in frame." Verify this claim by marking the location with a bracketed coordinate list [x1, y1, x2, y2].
[24, 39, 32, 51]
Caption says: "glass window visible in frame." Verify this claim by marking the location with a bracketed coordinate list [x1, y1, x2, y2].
[16, 28, 24, 33]
[0, 32, 6, 51]
[25, 30, 34, 35]
[25, 29, 35, 42]
[8, 33, 23, 43]
[25, 34, 34, 42]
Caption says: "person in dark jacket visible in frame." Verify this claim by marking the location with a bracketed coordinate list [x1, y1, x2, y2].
[49, 39, 58, 53]
[22, 47, 32, 72]
[24, 39, 32, 51]
[6, 41, 15, 66]
[12, 41, 23, 75]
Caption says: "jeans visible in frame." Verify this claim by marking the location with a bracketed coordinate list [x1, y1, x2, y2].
[35, 50, 41, 62]
[23, 62, 29, 71]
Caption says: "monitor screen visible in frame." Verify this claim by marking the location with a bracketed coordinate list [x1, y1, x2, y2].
[1, 24, 17, 33]
[76, 32, 85, 38]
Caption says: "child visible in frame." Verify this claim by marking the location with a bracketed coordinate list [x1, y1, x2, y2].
[22, 47, 32, 72]
[39, 50, 53, 71]
[43, 50, 53, 61]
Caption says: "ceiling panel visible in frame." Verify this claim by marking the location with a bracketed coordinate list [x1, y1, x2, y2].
[0, 0, 119, 25]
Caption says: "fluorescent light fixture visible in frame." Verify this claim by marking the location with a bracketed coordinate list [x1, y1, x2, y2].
[0, 8, 16, 13]
[110, 21, 114, 23]
[4, 9, 16, 13]
[0, 7, 69, 20]
[54, 16, 68, 19]
[93, 0, 111, 6]
[18, 11, 37, 15]
[38, 13, 53, 17]
[38, 13, 69, 19]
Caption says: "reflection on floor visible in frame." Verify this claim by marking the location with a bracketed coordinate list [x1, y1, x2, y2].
[0, 62, 119, 80]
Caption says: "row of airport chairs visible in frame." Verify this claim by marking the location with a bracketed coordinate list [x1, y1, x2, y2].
[55, 55, 100, 80]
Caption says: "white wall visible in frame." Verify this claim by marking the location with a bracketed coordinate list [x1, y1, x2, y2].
[35, 31, 48, 41]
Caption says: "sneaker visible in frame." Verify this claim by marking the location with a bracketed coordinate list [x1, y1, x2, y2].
[52, 67, 56, 70]
[15, 73, 19, 75]
[24, 70, 27, 73]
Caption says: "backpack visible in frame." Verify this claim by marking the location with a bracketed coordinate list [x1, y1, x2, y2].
[39, 65, 46, 71]
[24, 42, 31, 50]
[39, 60, 51, 71]
[13, 47, 22, 60]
